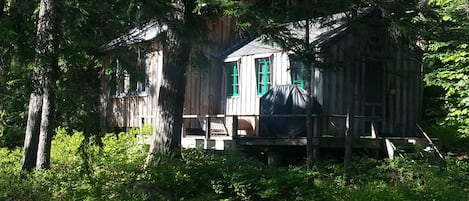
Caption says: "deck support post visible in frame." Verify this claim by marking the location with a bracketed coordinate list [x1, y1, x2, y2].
[312, 116, 320, 160]
[371, 119, 377, 138]
[204, 116, 211, 149]
[267, 151, 282, 167]
[181, 121, 185, 138]
[232, 115, 238, 138]
[344, 109, 354, 182]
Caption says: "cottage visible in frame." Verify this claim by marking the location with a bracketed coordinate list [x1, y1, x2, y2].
[99, 8, 424, 151]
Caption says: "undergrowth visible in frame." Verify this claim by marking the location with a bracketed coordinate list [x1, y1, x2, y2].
[0, 128, 468, 200]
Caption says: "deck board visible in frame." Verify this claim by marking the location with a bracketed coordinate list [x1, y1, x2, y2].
[235, 136, 382, 149]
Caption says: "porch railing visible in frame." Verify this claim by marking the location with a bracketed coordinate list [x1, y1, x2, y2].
[182, 114, 380, 140]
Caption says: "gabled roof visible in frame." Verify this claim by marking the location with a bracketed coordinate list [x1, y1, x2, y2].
[98, 8, 375, 56]
[223, 39, 283, 60]
[224, 8, 374, 60]
[97, 20, 167, 53]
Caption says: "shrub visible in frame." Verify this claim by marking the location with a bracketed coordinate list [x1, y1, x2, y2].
[1, 129, 468, 201]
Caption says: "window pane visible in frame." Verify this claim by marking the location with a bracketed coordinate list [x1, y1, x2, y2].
[226, 62, 239, 97]
[256, 57, 271, 95]
[290, 60, 305, 88]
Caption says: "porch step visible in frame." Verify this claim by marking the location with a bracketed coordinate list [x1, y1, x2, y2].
[181, 137, 234, 150]
[384, 138, 442, 160]
[210, 118, 228, 135]
[385, 139, 415, 159]
[199, 117, 228, 136]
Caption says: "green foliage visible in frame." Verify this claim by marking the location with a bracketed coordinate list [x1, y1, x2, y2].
[0, 1, 36, 148]
[316, 156, 469, 201]
[1, 130, 469, 200]
[0, 0, 138, 147]
[140, 149, 321, 201]
[53, 0, 138, 136]
[0, 129, 147, 200]
[421, 0, 469, 138]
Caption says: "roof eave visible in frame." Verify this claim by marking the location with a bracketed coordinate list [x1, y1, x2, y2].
[97, 20, 167, 53]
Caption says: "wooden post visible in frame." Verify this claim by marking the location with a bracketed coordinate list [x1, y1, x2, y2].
[267, 151, 282, 167]
[306, 113, 314, 170]
[312, 115, 320, 160]
[370, 119, 379, 158]
[416, 124, 444, 160]
[204, 116, 211, 149]
[344, 110, 354, 171]
[181, 120, 186, 138]
[205, 116, 211, 140]
[370, 119, 377, 138]
[385, 138, 396, 160]
[232, 115, 238, 138]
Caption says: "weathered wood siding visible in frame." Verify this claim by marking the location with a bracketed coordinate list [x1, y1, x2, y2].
[184, 16, 237, 116]
[111, 42, 163, 128]
[321, 28, 422, 137]
[183, 16, 238, 128]
[111, 16, 237, 129]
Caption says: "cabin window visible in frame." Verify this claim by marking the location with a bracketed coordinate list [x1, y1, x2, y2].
[256, 57, 271, 96]
[290, 62, 305, 88]
[226, 61, 240, 97]
[111, 48, 148, 97]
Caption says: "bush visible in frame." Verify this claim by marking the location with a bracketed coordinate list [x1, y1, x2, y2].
[0, 129, 148, 200]
[1, 129, 468, 200]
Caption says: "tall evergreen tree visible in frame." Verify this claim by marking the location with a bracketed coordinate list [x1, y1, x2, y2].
[21, 0, 57, 171]
[145, 0, 196, 167]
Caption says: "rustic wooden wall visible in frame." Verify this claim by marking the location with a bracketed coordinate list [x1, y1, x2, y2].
[321, 27, 422, 137]
[182, 16, 238, 128]
[111, 42, 163, 128]
[111, 16, 237, 129]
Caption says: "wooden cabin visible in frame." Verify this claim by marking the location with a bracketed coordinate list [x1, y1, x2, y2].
[100, 8, 424, 150]
[220, 9, 422, 140]
[98, 16, 238, 130]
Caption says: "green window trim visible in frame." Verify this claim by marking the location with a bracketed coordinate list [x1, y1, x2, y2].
[291, 62, 305, 89]
[227, 62, 240, 97]
[256, 58, 271, 96]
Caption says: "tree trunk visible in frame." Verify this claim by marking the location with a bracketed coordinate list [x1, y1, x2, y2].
[36, 78, 55, 169]
[35, 0, 56, 170]
[99, 57, 112, 136]
[304, 19, 318, 170]
[145, 0, 191, 168]
[344, 59, 355, 182]
[20, 93, 42, 172]
[20, 0, 56, 172]
[305, 64, 315, 169]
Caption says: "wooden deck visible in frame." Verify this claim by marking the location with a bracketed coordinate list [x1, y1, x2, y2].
[181, 134, 439, 151]
[235, 136, 438, 149]
[235, 136, 381, 149]
[181, 114, 437, 152]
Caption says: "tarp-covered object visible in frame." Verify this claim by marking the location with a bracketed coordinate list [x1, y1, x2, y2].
[259, 85, 322, 137]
